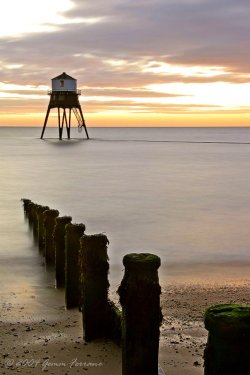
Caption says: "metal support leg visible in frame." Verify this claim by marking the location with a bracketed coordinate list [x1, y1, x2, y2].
[68, 109, 71, 139]
[65, 109, 70, 139]
[41, 107, 51, 139]
[58, 108, 62, 140]
[79, 106, 89, 139]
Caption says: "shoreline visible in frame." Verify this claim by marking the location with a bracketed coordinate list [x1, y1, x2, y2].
[110, 260, 250, 284]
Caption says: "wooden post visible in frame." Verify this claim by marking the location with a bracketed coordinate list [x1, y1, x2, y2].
[65, 223, 85, 308]
[36, 205, 50, 253]
[21, 199, 44, 244]
[26, 201, 36, 230]
[79, 234, 112, 341]
[118, 253, 162, 375]
[204, 304, 250, 375]
[43, 209, 59, 264]
[54, 216, 72, 288]
[21, 198, 31, 218]
[31, 203, 39, 243]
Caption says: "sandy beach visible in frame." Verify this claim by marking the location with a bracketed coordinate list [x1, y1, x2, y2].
[1, 261, 250, 375]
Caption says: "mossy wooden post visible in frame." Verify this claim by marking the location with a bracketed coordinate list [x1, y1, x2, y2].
[79, 234, 111, 341]
[43, 209, 59, 264]
[65, 223, 85, 308]
[118, 253, 162, 375]
[54, 216, 72, 288]
[204, 304, 250, 375]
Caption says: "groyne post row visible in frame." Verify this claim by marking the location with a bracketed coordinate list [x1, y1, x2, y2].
[21, 199, 163, 375]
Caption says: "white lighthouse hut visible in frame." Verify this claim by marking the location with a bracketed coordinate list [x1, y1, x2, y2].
[52, 72, 77, 92]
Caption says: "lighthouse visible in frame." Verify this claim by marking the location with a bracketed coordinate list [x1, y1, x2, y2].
[40, 72, 89, 140]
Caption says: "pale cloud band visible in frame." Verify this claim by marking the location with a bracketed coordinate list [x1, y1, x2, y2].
[0, 0, 250, 126]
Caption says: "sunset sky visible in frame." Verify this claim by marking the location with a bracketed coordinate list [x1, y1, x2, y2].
[1, 0, 250, 127]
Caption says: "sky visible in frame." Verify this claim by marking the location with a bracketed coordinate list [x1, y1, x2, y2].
[0, 0, 250, 127]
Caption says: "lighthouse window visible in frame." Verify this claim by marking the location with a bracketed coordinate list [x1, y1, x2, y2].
[60, 80, 64, 88]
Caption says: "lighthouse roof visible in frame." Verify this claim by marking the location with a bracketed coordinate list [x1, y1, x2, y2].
[52, 72, 76, 81]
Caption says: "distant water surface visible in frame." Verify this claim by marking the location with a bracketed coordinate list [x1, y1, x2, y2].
[1, 126, 250, 285]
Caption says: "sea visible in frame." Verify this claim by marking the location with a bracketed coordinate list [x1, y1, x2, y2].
[1, 126, 250, 291]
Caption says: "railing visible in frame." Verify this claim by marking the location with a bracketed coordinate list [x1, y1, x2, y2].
[48, 89, 81, 95]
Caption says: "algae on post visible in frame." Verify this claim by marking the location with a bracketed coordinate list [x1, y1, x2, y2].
[204, 303, 250, 375]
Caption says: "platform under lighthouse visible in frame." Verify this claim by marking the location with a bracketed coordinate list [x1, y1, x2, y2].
[40, 72, 89, 140]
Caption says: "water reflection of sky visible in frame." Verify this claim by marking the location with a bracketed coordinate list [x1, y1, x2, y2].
[1, 127, 250, 289]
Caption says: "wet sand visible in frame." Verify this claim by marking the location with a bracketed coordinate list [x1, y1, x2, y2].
[0, 282, 121, 375]
[159, 278, 250, 375]
[1, 258, 250, 375]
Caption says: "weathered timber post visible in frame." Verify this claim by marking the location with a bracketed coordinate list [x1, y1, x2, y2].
[21, 199, 42, 244]
[79, 234, 110, 341]
[26, 201, 37, 230]
[118, 253, 162, 375]
[204, 304, 250, 375]
[79, 234, 114, 341]
[79, 234, 122, 342]
[65, 223, 85, 308]
[43, 209, 59, 264]
[31, 203, 40, 242]
[36, 205, 50, 253]
[54, 216, 72, 288]
[21, 198, 31, 218]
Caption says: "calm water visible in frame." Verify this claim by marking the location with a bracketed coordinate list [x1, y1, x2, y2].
[1, 126, 250, 286]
